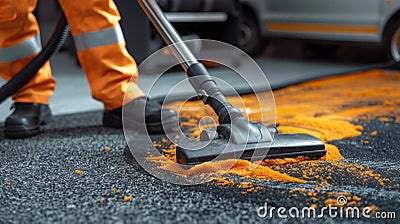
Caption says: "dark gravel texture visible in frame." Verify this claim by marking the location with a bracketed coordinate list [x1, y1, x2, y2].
[0, 111, 399, 223]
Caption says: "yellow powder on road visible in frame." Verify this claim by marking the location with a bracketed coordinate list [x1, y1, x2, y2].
[147, 156, 306, 183]
[277, 116, 363, 142]
[322, 144, 343, 161]
[226, 160, 306, 183]
[149, 69, 399, 185]
[74, 170, 83, 175]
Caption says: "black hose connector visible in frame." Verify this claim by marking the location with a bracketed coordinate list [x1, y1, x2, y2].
[186, 62, 243, 124]
[0, 13, 70, 105]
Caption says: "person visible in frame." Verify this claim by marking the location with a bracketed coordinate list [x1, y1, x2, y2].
[0, 0, 178, 139]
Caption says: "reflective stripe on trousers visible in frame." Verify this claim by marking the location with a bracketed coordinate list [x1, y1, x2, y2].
[74, 25, 125, 51]
[0, 35, 41, 63]
[0, 0, 55, 104]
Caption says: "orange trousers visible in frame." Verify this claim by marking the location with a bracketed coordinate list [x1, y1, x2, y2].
[0, 0, 144, 110]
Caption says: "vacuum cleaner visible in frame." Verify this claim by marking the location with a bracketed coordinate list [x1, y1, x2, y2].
[137, 0, 325, 164]
[0, 0, 326, 165]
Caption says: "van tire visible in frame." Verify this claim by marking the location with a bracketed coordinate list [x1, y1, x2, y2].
[239, 11, 266, 56]
[384, 18, 400, 66]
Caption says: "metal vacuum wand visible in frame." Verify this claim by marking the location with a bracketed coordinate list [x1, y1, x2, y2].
[137, 0, 272, 145]
[137, 0, 236, 122]
[137, 0, 198, 71]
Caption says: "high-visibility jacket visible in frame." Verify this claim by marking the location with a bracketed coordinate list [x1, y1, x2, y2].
[0, 0, 144, 110]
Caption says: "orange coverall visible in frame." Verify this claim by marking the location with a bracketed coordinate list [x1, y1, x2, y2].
[0, 0, 144, 110]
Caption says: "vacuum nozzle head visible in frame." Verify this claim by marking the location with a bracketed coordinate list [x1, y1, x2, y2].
[176, 133, 326, 165]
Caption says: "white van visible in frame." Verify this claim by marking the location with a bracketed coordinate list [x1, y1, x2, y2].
[240, 0, 400, 64]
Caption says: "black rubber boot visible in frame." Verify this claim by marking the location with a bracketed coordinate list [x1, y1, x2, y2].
[103, 97, 179, 134]
[4, 103, 52, 139]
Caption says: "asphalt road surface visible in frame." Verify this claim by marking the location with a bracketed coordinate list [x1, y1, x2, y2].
[1, 104, 399, 223]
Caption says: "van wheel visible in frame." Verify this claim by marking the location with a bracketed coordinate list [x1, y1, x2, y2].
[384, 19, 400, 66]
[239, 11, 266, 56]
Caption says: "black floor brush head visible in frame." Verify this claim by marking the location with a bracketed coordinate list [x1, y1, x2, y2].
[176, 133, 326, 165]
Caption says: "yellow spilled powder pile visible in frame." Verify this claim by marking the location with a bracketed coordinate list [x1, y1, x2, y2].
[149, 69, 400, 184]
[260, 144, 343, 166]
[186, 159, 307, 183]
[225, 160, 306, 183]
[147, 156, 306, 183]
